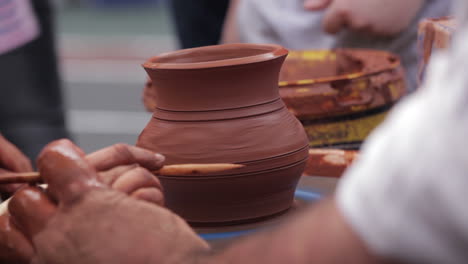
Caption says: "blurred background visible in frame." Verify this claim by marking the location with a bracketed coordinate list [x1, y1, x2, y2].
[6, 0, 449, 157]
[57, 0, 175, 153]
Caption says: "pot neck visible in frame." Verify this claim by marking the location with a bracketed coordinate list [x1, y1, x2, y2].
[145, 55, 287, 112]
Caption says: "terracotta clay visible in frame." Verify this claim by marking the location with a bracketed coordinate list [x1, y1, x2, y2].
[418, 17, 455, 81]
[279, 49, 406, 148]
[303, 149, 358, 178]
[279, 49, 406, 120]
[143, 78, 157, 112]
[137, 44, 309, 224]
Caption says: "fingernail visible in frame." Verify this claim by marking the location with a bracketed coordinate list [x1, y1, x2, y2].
[155, 153, 165, 162]
[304, 0, 328, 9]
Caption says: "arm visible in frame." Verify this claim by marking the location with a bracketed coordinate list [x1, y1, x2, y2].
[304, 0, 424, 36]
[206, 199, 392, 264]
[221, 0, 241, 43]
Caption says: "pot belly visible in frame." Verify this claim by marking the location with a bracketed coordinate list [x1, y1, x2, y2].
[137, 107, 308, 168]
[137, 106, 309, 224]
[159, 158, 307, 224]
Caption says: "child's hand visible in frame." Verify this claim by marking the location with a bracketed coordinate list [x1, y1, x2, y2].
[305, 0, 424, 36]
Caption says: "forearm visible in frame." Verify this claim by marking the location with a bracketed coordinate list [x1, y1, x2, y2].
[316, 0, 425, 36]
[202, 199, 387, 264]
[221, 0, 241, 43]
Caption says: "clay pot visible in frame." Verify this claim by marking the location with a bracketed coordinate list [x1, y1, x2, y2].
[137, 44, 309, 224]
[279, 49, 407, 149]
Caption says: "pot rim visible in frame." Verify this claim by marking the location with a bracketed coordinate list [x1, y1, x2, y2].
[279, 49, 401, 88]
[142, 43, 288, 70]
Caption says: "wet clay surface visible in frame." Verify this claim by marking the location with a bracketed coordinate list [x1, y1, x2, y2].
[143, 45, 288, 112]
[279, 49, 406, 121]
[280, 50, 363, 82]
[138, 44, 309, 224]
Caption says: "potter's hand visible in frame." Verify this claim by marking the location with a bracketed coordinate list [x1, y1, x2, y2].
[86, 142, 166, 206]
[304, 0, 424, 36]
[7, 139, 209, 264]
[0, 212, 35, 264]
[0, 134, 33, 197]
[0, 140, 167, 263]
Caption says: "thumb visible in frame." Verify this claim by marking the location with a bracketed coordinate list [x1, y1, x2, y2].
[37, 139, 105, 205]
[322, 2, 348, 34]
[304, 0, 332, 10]
[8, 187, 57, 239]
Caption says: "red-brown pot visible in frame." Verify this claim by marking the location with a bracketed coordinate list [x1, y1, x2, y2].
[137, 44, 309, 224]
[279, 49, 407, 149]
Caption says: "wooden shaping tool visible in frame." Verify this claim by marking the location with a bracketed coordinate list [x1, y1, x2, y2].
[0, 163, 245, 185]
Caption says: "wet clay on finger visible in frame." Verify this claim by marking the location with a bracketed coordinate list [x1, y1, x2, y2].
[37, 139, 105, 204]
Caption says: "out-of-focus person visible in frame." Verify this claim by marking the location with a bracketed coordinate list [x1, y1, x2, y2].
[0, 0, 68, 159]
[223, 0, 452, 91]
[145, 0, 232, 109]
[170, 0, 230, 48]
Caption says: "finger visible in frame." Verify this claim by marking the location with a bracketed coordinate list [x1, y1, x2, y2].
[131, 187, 165, 206]
[86, 143, 165, 171]
[8, 187, 57, 239]
[0, 213, 34, 264]
[112, 167, 162, 194]
[0, 135, 33, 172]
[0, 169, 24, 197]
[304, 0, 332, 10]
[97, 164, 138, 186]
[37, 139, 105, 204]
[0, 183, 23, 198]
[322, 4, 348, 34]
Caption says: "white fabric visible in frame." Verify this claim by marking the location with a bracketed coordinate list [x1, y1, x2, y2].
[0, 0, 39, 55]
[237, 0, 334, 50]
[337, 2, 468, 263]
